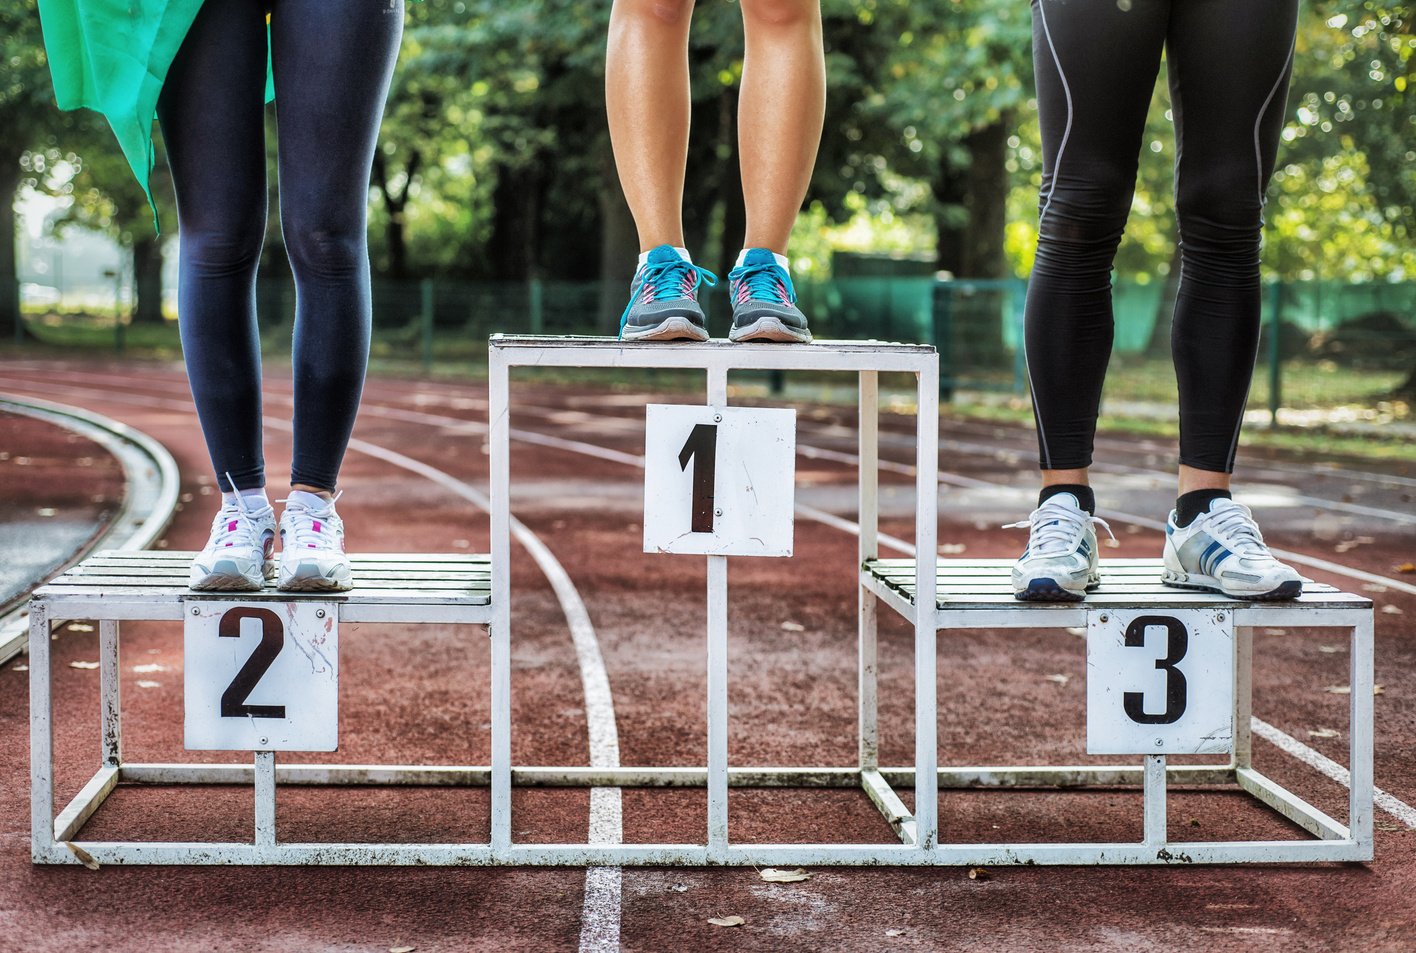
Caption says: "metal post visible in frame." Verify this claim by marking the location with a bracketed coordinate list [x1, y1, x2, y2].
[420, 278, 435, 374]
[488, 344, 513, 855]
[254, 751, 277, 849]
[1267, 282, 1282, 427]
[1010, 278, 1028, 396]
[858, 371, 880, 771]
[706, 365, 730, 859]
[29, 600, 55, 862]
[1349, 614, 1375, 854]
[100, 620, 122, 767]
[913, 361, 940, 852]
[1143, 754, 1167, 847]
[1232, 626, 1254, 772]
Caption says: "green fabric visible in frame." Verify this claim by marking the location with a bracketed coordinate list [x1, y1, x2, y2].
[37, 0, 275, 232]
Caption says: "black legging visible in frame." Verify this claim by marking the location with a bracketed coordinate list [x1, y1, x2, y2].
[1024, 0, 1297, 473]
[157, 0, 402, 493]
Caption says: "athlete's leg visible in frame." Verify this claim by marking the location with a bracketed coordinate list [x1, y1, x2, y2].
[269, 0, 403, 496]
[606, 0, 695, 252]
[156, 0, 270, 495]
[1023, 0, 1169, 482]
[1165, 0, 1298, 480]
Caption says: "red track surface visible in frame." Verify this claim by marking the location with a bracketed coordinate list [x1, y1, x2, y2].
[1, 357, 1413, 952]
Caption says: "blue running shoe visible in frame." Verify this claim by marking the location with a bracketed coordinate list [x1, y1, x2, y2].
[1162, 498, 1302, 600]
[619, 245, 716, 342]
[727, 248, 812, 343]
[1004, 493, 1114, 602]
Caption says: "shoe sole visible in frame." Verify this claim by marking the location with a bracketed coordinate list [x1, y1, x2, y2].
[1161, 569, 1302, 601]
[1013, 576, 1099, 603]
[729, 316, 812, 344]
[278, 562, 354, 593]
[189, 559, 273, 592]
[621, 317, 709, 342]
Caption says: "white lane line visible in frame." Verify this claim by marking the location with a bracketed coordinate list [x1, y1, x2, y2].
[1251, 718, 1416, 830]
[22, 381, 626, 949]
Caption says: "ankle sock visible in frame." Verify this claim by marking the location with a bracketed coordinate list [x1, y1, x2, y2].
[1175, 489, 1231, 527]
[735, 248, 790, 270]
[286, 489, 332, 512]
[638, 246, 692, 268]
[223, 486, 270, 511]
[1039, 484, 1095, 514]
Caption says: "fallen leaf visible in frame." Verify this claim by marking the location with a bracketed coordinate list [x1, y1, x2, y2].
[1043, 673, 1070, 686]
[967, 867, 990, 881]
[886, 929, 906, 937]
[1263, 628, 1286, 636]
[68, 661, 100, 670]
[940, 543, 967, 554]
[1065, 627, 1086, 636]
[1318, 645, 1342, 654]
[65, 842, 100, 870]
[671, 884, 689, 893]
[1325, 684, 1383, 696]
[780, 621, 805, 632]
[13, 665, 28, 672]
[36, 507, 56, 517]
[1376, 684, 1386, 695]
[1394, 563, 1415, 574]
[1308, 728, 1340, 739]
[67, 623, 94, 633]
[708, 916, 745, 928]
[132, 663, 165, 673]
[136, 681, 161, 689]
[1363, 584, 1390, 594]
[390, 947, 416, 953]
[1188, 818, 1201, 828]
[759, 867, 811, 883]
[1381, 605, 1403, 615]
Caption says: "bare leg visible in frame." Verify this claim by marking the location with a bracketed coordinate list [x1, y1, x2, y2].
[1177, 465, 1231, 496]
[606, 0, 695, 252]
[1041, 468, 1091, 489]
[738, 0, 825, 255]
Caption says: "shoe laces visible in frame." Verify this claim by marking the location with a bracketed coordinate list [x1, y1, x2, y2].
[278, 490, 344, 551]
[1198, 500, 1269, 556]
[728, 260, 796, 306]
[209, 474, 271, 550]
[1003, 498, 1115, 555]
[618, 259, 719, 334]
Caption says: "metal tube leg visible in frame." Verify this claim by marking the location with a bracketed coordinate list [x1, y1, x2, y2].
[913, 363, 940, 852]
[859, 371, 880, 771]
[1144, 754, 1167, 848]
[254, 751, 277, 849]
[100, 620, 122, 767]
[706, 366, 730, 859]
[29, 601, 56, 862]
[489, 347, 513, 854]
[1349, 615, 1375, 855]
[1233, 625, 1253, 772]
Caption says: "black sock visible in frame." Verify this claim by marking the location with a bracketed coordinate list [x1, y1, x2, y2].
[1175, 488, 1232, 527]
[1039, 483, 1095, 514]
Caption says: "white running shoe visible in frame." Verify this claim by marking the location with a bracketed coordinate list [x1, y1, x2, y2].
[1162, 498, 1303, 600]
[189, 496, 276, 591]
[1004, 493, 1114, 602]
[277, 493, 353, 592]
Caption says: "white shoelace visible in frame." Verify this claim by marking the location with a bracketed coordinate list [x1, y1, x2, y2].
[1197, 500, 1269, 556]
[278, 490, 344, 552]
[1003, 498, 1115, 555]
[207, 484, 271, 552]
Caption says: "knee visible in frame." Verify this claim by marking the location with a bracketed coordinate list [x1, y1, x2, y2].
[283, 221, 366, 283]
[180, 224, 264, 280]
[1175, 176, 1265, 273]
[740, 0, 818, 29]
[614, 0, 695, 28]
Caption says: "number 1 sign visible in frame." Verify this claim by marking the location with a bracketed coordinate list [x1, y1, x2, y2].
[643, 404, 796, 557]
[184, 599, 339, 751]
[1086, 608, 1234, 755]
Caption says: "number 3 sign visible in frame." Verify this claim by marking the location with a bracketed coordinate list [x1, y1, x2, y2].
[1086, 608, 1234, 755]
[643, 404, 796, 557]
[184, 600, 339, 751]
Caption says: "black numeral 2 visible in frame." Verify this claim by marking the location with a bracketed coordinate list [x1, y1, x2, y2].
[1122, 615, 1188, 725]
[218, 607, 287, 719]
[678, 423, 718, 533]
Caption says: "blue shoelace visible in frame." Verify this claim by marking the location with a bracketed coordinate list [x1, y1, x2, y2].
[728, 261, 797, 305]
[619, 259, 719, 336]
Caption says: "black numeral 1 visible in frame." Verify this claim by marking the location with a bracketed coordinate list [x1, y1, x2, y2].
[1122, 615, 1188, 725]
[218, 607, 287, 719]
[678, 423, 718, 533]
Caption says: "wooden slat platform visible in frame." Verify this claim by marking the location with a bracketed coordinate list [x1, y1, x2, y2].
[865, 558, 1370, 612]
[32, 551, 492, 625]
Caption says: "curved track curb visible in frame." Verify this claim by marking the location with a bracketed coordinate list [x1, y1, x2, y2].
[0, 394, 180, 663]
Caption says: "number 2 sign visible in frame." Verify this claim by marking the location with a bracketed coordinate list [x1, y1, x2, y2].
[1086, 608, 1234, 755]
[184, 599, 339, 751]
[643, 404, 796, 557]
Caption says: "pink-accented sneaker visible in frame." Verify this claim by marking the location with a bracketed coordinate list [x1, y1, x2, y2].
[277, 493, 352, 592]
[189, 496, 276, 591]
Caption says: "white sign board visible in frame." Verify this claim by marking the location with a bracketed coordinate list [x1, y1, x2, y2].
[184, 600, 339, 752]
[643, 404, 795, 557]
[1086, 608, 1234, 755]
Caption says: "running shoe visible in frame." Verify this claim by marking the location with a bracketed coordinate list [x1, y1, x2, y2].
[1004, 492, 1114, 602]
[619, 245, 715, 342]
[277, 493, 353, 592]
[189, 496, 276, 592]
[1162, 498, 1303, 600]
[727, 248, 812, 343]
